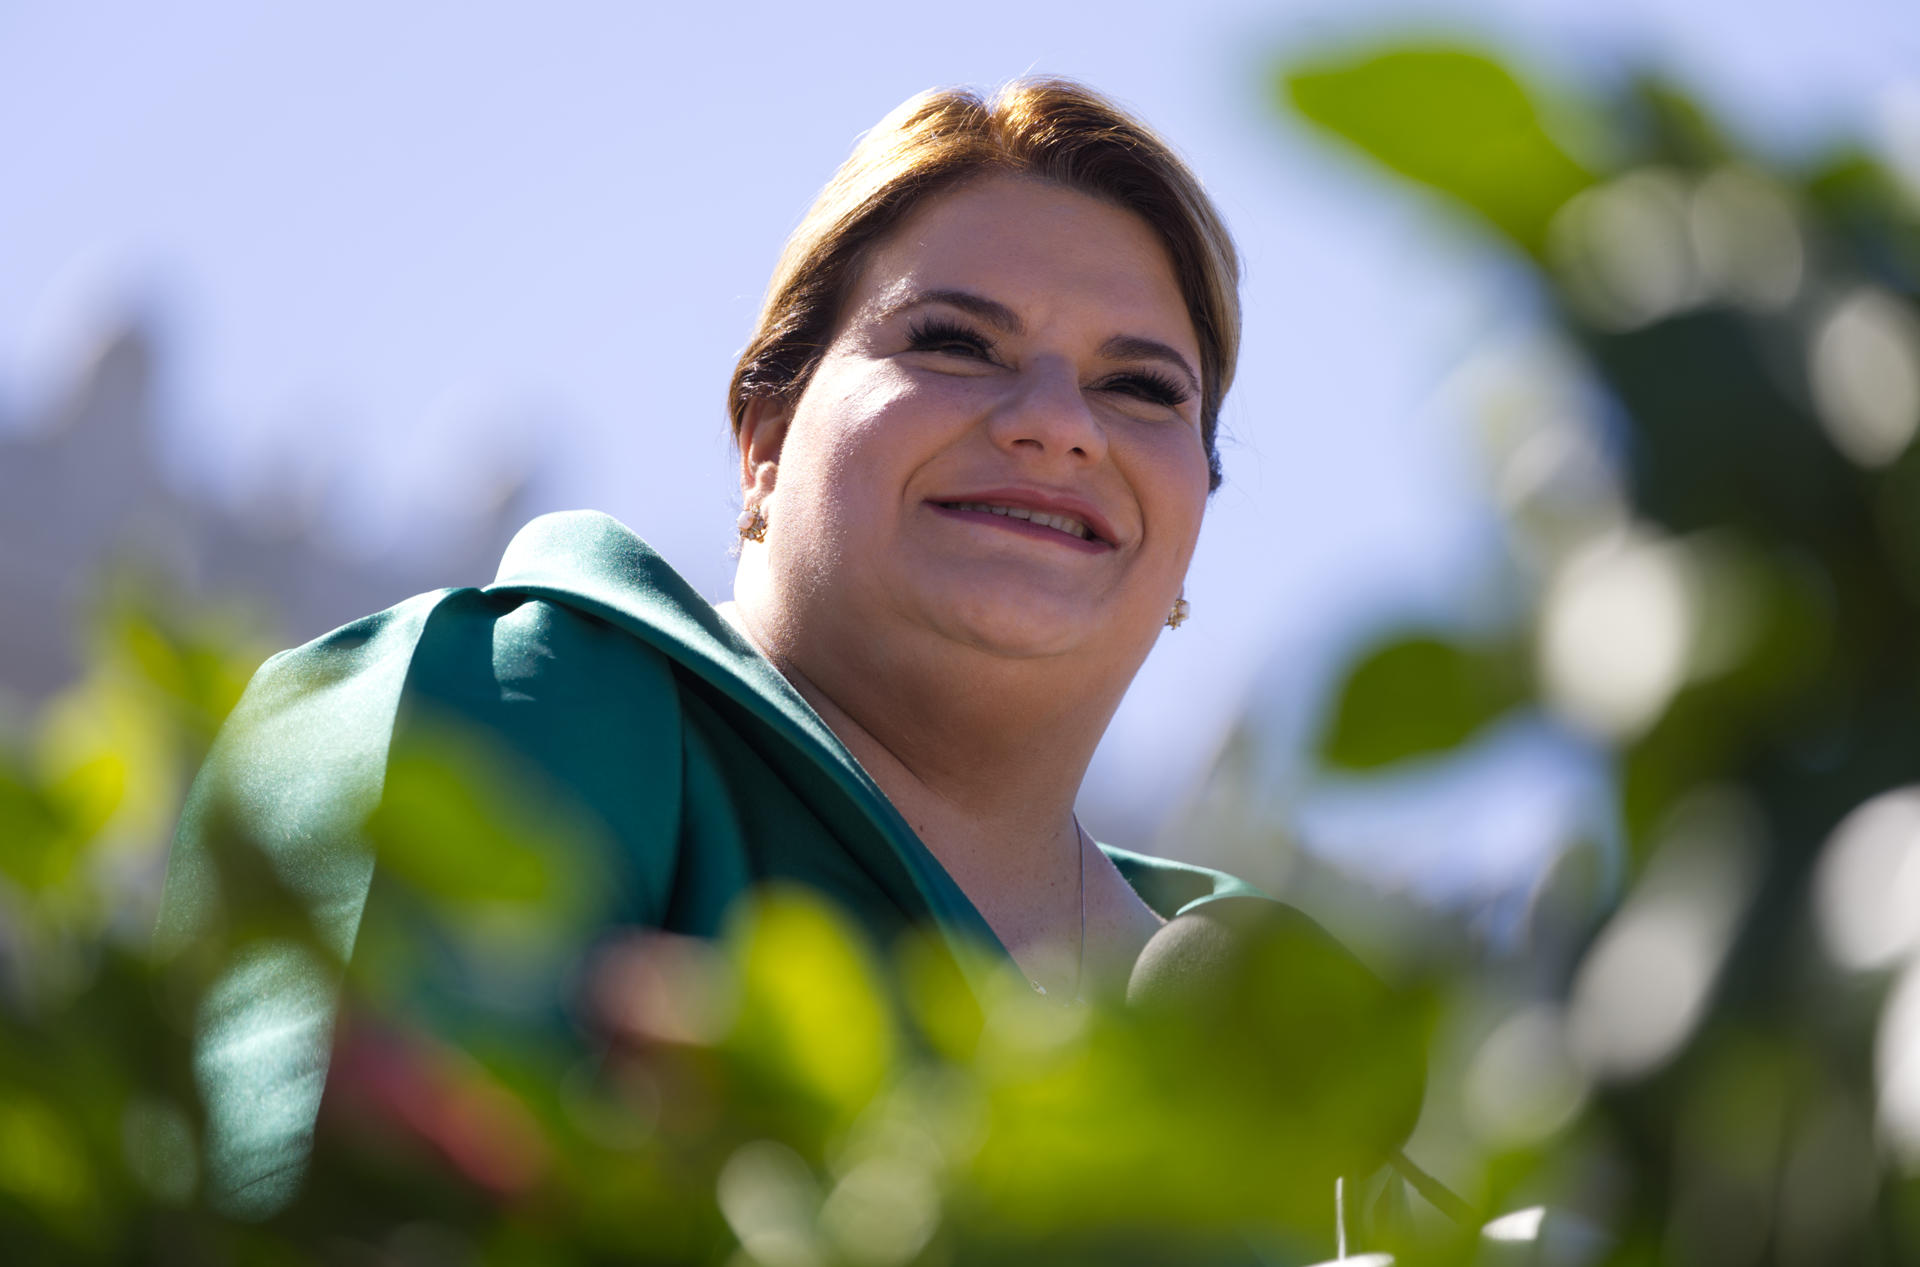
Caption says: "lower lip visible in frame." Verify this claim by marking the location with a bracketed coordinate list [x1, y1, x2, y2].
[929, 503, 1110, 553]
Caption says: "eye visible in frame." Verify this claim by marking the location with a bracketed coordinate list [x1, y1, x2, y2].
[906, 317, 996, 360]
[1100, 369, 1192, 410]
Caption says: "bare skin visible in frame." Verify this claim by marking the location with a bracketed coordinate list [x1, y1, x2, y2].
[723, 175, 1209, 997]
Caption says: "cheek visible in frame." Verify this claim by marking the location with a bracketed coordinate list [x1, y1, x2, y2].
[786, 364, 976, 496]
[1133, 430, 1212, 549]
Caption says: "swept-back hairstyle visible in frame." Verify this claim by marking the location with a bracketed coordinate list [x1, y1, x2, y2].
[727, 78, 1242, 491]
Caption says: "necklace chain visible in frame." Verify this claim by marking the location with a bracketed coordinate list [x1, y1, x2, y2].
[1031, 817, 1087, 1003]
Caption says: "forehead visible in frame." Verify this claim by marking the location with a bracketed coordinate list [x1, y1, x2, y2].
[843, 175, 1198, 354]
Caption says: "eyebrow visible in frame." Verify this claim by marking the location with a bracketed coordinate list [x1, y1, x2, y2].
[878, 287, 1024, 333]
[1099, 334, 1201, 397]
[879, 287, 1202, 396]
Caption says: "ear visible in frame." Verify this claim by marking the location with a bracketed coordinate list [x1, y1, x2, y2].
[738, 395, 790, 503]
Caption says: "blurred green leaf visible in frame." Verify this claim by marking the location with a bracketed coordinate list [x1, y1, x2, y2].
[367, 722, 603, 928]
[0, 759, 77, 893]
[1281, 44, 1597, 253]
[1596, 74, 1741, 172]
[727, 889, 896, 1126]
[1318, 633, 1526, 769]
[898, 927, 988, 1063]
[0, 1094, 96, 1224]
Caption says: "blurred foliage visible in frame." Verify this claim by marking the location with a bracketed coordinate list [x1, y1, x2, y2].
[1285, 34, 1920, 1267]
[1318, 636, 1528, 770]
[7, 33, 1920, 1267]
[1285, 48, 1596, 253]
[0, 589, 1436, 1264]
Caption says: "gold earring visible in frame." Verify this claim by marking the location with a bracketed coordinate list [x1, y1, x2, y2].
[736, 505, 767, 543]
[1165, 595, 1190, 629]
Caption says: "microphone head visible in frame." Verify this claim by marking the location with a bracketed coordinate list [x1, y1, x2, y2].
[1127, 897, 1428, 1186]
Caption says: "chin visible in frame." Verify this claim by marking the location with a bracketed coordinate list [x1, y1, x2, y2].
[922, 588, 1115, 660]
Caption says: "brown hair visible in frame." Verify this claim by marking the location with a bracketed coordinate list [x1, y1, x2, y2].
[727, 78, 1242, 491]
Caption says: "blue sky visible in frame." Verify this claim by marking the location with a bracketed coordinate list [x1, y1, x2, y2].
[3, 0, 1914, 860]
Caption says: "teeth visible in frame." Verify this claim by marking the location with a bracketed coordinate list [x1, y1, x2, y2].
[949, 501, 1092, 540]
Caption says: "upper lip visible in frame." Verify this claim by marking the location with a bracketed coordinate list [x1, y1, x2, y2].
[928, 487, 1120, 547]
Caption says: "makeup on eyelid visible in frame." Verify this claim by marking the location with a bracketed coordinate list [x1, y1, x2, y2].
[902, 316, 1195, 411]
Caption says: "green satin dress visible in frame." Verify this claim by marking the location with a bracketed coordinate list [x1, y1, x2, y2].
[159, 509, 1259, 1215]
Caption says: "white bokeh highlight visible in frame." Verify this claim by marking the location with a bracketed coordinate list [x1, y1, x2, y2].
[1568, 795, 1757, 1080]
[1537, 528, 1695, 741]
[1808, 287, 1920, 469]
[1813, 786, 1920, 973]
[1876, 960, 1920, 1171]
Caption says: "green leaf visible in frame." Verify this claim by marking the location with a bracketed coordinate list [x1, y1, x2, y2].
[366, 721, 605, 932]
[0, 1094, 96, 1221]
[1281, 44, 1597, 254]
[1318, 634, 1524, 769]
[0, 762, 77, 893]
[727, 889, 895, 1123]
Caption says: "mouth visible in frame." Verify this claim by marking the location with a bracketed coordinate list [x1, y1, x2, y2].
[929, 494, 1116, 551]
[944, 499, 1094, 539]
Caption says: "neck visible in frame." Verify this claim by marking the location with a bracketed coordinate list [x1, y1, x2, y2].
[717, 597, 1128, 976]
[776, 627, 1113, 860]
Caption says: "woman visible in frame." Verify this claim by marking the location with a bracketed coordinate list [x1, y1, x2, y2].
[161, 77, 1261, 1217]
[721, 79, 1247, 999]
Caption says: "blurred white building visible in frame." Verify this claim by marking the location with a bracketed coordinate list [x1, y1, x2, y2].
[0, 317, 533, 707]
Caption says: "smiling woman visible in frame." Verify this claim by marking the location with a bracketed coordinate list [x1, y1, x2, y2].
[727, 173, 1216, 993]
[159, 78, 1273, 1215]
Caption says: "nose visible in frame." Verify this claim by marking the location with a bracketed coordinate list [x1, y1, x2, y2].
[985, 356, 1109, 467]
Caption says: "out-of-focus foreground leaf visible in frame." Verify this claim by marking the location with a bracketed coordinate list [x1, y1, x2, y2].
[1281, 45, 1596, 253]
[1318, 633, 1526, 770]
[1272, 31, 1920, 1267]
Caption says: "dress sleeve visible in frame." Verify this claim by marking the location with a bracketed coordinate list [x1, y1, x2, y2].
[399, 587, 688, 925]
[156, 586, 687, 1217]
[160, 588, 456, 963]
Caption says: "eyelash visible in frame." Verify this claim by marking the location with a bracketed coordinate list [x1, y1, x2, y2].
[904, 317, 1193, 410]
[906, 317, 995, 358]
[1105, 369, 1192, 409]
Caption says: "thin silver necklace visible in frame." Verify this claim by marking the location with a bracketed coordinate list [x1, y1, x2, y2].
[1030, 817, 1087, 1003]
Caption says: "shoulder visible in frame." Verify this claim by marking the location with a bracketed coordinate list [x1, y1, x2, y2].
[484, 510, 783, 702]
[414, 586, 684, 713]
[231, 575, 690, 740]
[165, 518, 720, 937]
[270, 508, 746, 720]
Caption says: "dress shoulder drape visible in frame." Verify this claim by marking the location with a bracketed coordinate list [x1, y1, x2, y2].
[158, 509, 1258, 1214]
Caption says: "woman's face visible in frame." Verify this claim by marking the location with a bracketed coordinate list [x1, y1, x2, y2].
[740, 174, 1210, 673]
